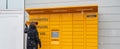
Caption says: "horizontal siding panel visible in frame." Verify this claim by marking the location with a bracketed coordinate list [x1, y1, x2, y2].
[26, 0, 78, 3]
[99, 45, 120, 49]
[99, 14, 120, 21]
[26, 0, 97, 4]
[98, 6, 120, 14]
[99, 37, 120, 43]
[26, 1, 98, 8]
[98, 0, 120, 6]
[99, 30, 120, 36]
[99, 22, 120, 29]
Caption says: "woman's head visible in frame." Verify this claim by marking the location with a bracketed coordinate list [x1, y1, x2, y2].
[29, 22, 38, 29]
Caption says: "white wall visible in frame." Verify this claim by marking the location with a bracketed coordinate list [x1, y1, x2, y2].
[0, 0, 6, 9]
[0, 0, 24, 10]
[98, 0, 120, 49]
[26, 0, 98, 8]
[0, 0, 24, 49]
[26, 0, 120, 49]
[0, 11, 24, 49]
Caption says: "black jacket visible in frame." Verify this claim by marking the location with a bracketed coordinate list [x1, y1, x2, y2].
[24, 24, 29, 33]
[27, 24, 41, 49]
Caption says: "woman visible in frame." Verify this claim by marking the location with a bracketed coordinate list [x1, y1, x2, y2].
[27, 22, 41, 49]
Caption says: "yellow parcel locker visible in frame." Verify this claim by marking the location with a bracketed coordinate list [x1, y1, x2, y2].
[26, 5, 98, 49]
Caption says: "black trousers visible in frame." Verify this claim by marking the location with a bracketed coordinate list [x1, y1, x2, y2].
[27, 46, 38, 49]
[27, 44, 38, 49]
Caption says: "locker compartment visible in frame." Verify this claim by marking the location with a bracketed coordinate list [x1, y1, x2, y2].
[40, 37, 49, 39]
[61, 21, 72, 25]
[41, 40, 50, 43]
[73, 39, 84, 42]
[73, 25, 84, 28]
[86, 34, 97, 36]
[50, 25, 60, 28]
[50, 14, 60, 21]
[37, 18, 49, 21]
[73, 28, 84, 31]
[41, 42, 50, 45]
[86, 47, 97, 49]
[50, 46, 60, 49]
[39, 14, 49, 18]
[86, 28, 98, 31]
[40, 46, 50, 49]
[61, 13, 72, 21]
[86, 21, 98, 24]
[73, 36, 84, 39]
[61, 32, 72, 35]
[73, 33, 84, 36]
[38, 17, 49, 21]
[61, 35, 72, 36]
[50, 22, 60, 24]
[73, 13, 84, 20]
[61, 36, 72, 38]
[29, 18, 38, 22]
[61, 33, 72, 36]
[41, 41, 50, 44]
[86, 25, 98, 28]
[86, 36, 98, 39]
[73, 43, 84, 46]
[86, 43, 98, 46]
[30, 15, 38, 19]
[73, 21, 84, 25]
[62, 28, 72, 31]
[73, 46, 84, 49]
[38, 21, 49, 25]
[39, 32, 50, 36]
[39, 36, 50, 42]
[73, 32, 84, 35]
[61, 42, 72, 45]
[39, 29, 49, 32]
[61, 39, 72, 42]
[40, 35, 50, 38]
[50, 44, 60, 46]
[62, 34, 72, 36]
[86, 32, 97, 35]
[40, 39, 50, 42]
[62, 46, 72, 49]
[38, 25, 49, 28]
[62, 25, 72, 28]
[86, 39, 98, 43]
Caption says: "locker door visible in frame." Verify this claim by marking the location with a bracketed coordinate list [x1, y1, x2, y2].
[38, 14, 50, 49]
[73, 13, 84, 49]
[29, 14, 50, 49]
[61, 13, 73, 49]
[50, 14, 60, 49]
[85, 12, 98, 49]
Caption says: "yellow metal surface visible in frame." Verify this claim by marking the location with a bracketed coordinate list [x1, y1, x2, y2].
[26, 5, 98, 49]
